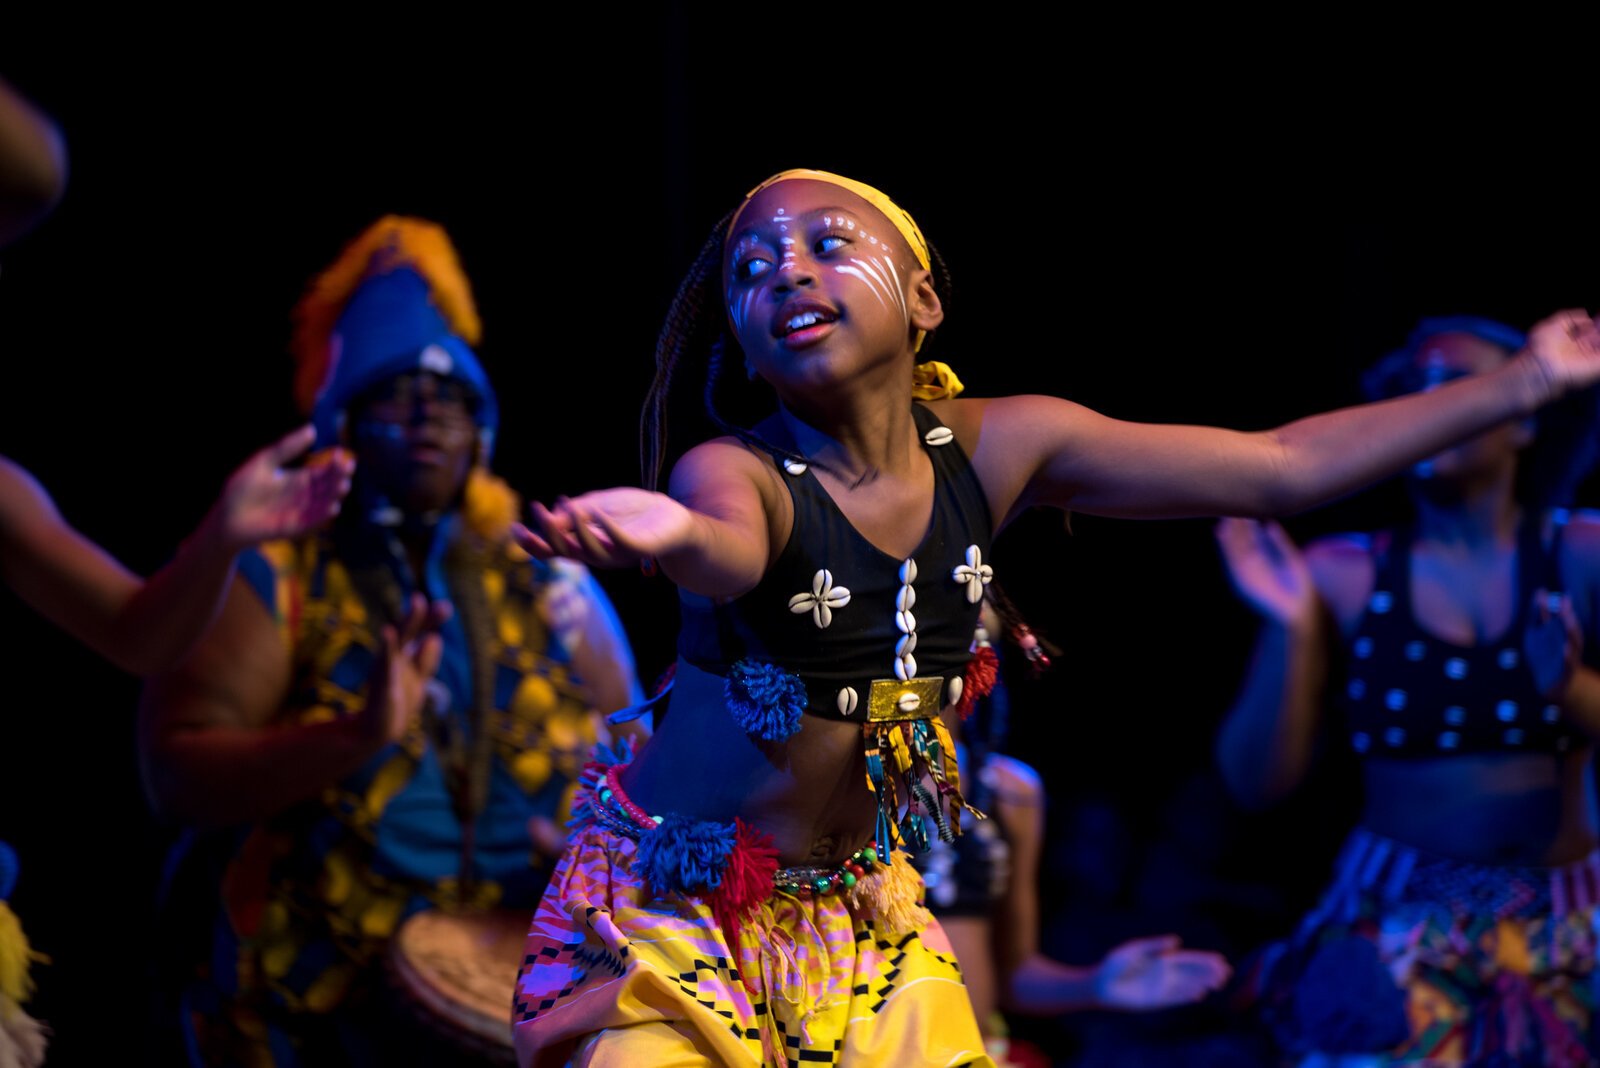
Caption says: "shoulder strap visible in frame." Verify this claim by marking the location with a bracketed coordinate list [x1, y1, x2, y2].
[912, 403, 994, 537]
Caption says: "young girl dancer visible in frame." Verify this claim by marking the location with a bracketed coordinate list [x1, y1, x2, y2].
[510, 169, 1600, 1066]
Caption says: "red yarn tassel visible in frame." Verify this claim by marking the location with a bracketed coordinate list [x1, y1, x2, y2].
[957, 646, 999, 719]
[651, 661, 677, 698]
[708, 818, 779, 950]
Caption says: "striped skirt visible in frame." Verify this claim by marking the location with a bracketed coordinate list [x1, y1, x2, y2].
[1253, 828, 1600, 1066]
[511, 810, 993, 1066]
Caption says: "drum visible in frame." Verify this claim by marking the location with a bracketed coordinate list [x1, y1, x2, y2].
[388, 907, 528, 1064]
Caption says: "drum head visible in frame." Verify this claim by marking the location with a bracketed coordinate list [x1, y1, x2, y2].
[389, 908, 528, 1061]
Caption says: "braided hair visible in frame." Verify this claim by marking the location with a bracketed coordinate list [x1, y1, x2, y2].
[640, 204, 956, 492]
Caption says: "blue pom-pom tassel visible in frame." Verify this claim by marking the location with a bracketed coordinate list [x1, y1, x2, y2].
[725, 659, 807, 741]
[634, 813, 738, 894]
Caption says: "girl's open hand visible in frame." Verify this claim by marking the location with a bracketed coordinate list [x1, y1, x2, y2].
[514, 488, 697, 569]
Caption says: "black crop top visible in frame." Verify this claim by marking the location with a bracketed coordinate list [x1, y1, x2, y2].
[1341, 517, 1584, 757]
[678, 404, 994, 721]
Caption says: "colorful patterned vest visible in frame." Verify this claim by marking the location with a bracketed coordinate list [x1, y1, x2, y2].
[208, 508, 599, 1022]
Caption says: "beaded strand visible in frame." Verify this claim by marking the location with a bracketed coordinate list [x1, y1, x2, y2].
[601, 766, 663, 832]
[774, 842, 882, 897]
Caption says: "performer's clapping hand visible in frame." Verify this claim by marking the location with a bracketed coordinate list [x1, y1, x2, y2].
[1526, 588, 1584, 700]
[361, 593, 451, 749]
[1092, 935, 1232, 1011]
[1215, 517, 1317, 629]
[515, 489, 697, 568]
[217, 425, 354, 548]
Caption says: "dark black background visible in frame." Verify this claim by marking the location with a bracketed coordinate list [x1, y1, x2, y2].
[1, 16, 1595, 1063]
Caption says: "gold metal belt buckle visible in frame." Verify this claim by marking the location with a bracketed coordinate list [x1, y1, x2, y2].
[866, 676, 945, 722]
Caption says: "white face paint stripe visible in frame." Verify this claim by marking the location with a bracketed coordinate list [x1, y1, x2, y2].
[881, 256, 909, 320]
[834, 265, 888, 309]
[837, 255, 909, 324]
[728, 232, 773, 329]
[727, 207, 914, 334]
[850, 258, 893, 303]
[729, 286, 758, 334]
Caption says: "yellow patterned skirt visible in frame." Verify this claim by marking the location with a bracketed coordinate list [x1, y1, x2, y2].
[511, 818, 994, 1067]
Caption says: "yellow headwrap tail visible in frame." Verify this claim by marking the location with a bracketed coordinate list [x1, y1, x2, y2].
[912, 360, 964, 401]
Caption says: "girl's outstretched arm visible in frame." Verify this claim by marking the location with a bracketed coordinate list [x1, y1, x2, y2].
[968, 311, 1600, 524]
[516, 437, 777, 600]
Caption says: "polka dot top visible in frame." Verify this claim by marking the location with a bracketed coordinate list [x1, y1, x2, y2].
[1342, 518, 1583, 757]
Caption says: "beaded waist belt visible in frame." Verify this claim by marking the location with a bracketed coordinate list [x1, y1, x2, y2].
[590, 765, 885, 899]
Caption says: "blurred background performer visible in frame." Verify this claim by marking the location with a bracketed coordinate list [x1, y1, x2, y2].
[138, 217, 643, 1066]
[1218, 317, 1600, 1065]
[0, 75, 351, 1068]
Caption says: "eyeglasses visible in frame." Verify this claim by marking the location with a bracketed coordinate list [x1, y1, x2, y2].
[359, 372, 479, 427]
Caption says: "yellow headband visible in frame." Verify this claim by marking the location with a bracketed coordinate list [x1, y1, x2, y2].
[732, 168, 930, 271]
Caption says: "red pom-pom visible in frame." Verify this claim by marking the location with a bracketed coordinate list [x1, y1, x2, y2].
[708, 818, 779, 949]
[957, 646, 1000, 719]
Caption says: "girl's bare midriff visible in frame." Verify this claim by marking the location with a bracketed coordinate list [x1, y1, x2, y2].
[1360, 747, 1598, 865]
[618, 661, 956, 867]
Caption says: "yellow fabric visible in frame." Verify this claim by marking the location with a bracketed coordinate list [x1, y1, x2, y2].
[912, 360, 965, 401]
[514, 824, 994, 1067]
[574, 1020, 724, 1067]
